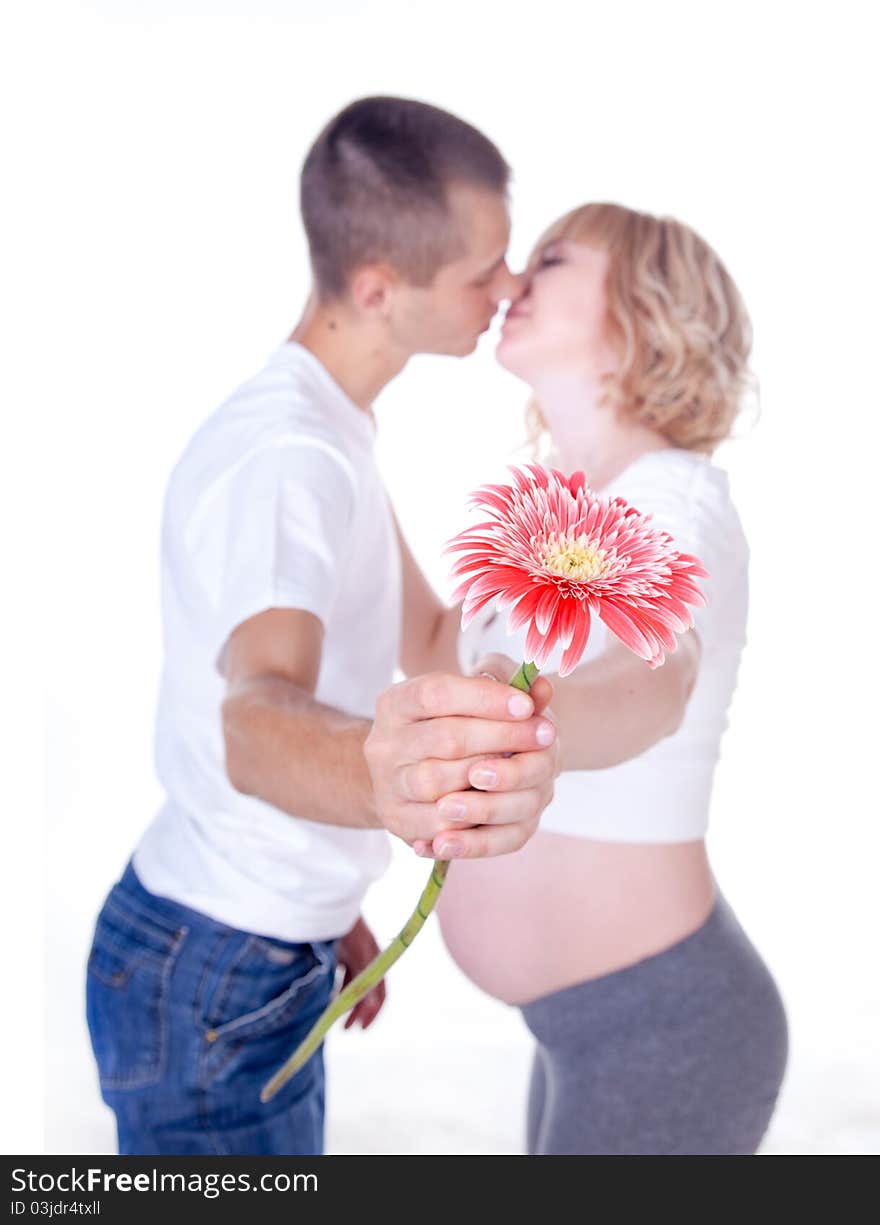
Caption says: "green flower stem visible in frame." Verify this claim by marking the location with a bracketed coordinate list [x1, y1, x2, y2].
[261, 859, 450, 1102]
[508, 660, 541, 692]
[260, 658, 540, 1105]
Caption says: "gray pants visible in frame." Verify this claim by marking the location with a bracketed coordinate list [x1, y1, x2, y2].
[520, 888, 788, 1154]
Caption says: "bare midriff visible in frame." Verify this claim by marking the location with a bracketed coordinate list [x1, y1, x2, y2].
[435, 830, 716, 1006]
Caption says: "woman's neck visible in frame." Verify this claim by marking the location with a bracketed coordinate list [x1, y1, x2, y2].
[532, 368, 673, 490]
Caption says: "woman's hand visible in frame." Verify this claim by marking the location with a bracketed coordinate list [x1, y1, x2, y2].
[336, 915, 387, 1030]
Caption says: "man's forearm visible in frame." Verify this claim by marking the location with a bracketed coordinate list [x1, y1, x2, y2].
[221, 675, 381, 829]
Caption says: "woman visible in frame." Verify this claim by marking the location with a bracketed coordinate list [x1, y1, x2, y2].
[427, 203, 788, 1155]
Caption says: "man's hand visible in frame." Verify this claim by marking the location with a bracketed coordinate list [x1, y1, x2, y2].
[336, 916, 386, 1031]
[364, 660, 559, 860]
[474, 652, 556, 722]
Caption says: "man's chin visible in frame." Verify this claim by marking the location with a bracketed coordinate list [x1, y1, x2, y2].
[418, 333, 482, 358]
[450, 333, 481, 357]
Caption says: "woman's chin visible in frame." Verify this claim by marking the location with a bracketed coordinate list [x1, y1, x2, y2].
[495, 331, 534, 380]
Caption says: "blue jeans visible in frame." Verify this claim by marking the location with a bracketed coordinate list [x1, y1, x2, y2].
[85, 861, 339, 1155]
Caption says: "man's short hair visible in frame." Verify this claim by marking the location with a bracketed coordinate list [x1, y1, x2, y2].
[300, 96, 510, 298]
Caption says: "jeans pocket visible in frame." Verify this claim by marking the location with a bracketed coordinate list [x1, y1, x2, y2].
[86, 892, 187, 1092]
[198, 935, 336, 1093]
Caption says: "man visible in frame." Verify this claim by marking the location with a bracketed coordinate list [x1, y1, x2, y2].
[85, 96, 558, 1155]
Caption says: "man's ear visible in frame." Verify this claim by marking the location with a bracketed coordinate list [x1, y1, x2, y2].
[349, 263, 398, 317]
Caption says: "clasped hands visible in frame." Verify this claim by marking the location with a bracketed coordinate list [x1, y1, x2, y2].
[364, 653, 558, 862]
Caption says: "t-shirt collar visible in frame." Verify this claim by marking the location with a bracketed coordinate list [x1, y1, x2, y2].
[274, 340, 377, 444]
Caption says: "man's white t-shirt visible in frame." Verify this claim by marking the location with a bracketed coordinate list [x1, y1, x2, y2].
[458, 447, 749, 843]
[133, 341, 399, 941]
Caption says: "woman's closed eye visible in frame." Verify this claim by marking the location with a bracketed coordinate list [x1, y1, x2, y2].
[536, 253, 563, 273]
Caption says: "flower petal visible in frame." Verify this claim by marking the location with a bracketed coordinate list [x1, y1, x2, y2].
[507, 586, 545, 632]
[460, 591, 501, 628]
[534, 586, 562, 635]
[597, 600, 655, 660]
[525, 617, 556, 668]
[559, 602, 592, 676]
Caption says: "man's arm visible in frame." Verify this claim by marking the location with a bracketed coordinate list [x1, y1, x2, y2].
[221, 607, 379, 827]
[476, 630, 702, 774]
[392, 509, 461, 676]
[220, 606, 559, 855]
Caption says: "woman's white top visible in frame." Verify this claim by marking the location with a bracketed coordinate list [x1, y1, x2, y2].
[457, 447, 749, 843]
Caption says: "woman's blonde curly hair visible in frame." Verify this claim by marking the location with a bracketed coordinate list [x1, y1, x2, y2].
[524, 203, 757, 459]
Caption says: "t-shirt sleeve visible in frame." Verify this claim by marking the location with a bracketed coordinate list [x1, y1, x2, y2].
[184, 439, 358, 673]
[611, 464, 745, 638]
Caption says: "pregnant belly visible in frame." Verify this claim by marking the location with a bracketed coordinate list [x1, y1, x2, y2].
[435, 831, 715, 1006]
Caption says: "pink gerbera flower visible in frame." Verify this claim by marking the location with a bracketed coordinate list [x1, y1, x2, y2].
[444, 463, 709, 676]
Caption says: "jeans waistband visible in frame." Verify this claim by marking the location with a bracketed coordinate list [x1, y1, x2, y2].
[114, 858, 336, 952]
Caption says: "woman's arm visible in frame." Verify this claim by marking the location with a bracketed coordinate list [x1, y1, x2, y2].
[552, 631, 702, 770]
[479, 629, 701, 772]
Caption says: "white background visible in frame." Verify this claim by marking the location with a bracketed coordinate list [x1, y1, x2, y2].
[6, 0, 879, 1154]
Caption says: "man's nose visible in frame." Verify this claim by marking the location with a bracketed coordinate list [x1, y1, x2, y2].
[492, 264, 526, 305]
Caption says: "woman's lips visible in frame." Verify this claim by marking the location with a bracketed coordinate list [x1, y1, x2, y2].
[503, 308, 527, 326]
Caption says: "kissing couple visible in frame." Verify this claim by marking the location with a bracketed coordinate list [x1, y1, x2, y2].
[86, 95, 787, 1157]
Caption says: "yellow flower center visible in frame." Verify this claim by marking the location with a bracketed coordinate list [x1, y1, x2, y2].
[539, 533, 609, 582]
